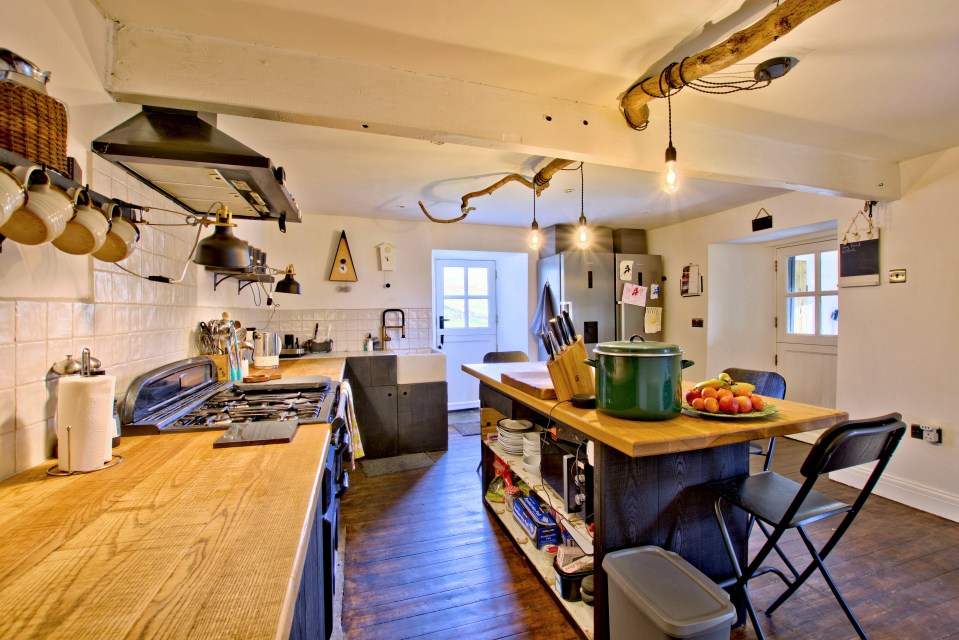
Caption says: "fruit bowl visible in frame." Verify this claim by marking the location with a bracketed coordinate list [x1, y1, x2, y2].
[682, 402, 779, 419]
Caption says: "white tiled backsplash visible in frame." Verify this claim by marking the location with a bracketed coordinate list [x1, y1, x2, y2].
[0, 157, 435, 479]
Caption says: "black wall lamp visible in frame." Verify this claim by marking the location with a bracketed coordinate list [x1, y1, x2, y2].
[274, 264, 301, 294]
[193, 205, 251, 269]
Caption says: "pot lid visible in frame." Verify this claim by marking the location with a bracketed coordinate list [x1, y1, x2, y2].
[594, 335, 683, 357]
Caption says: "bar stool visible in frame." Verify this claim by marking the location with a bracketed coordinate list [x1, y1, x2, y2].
[722, 368, 786, 471]
[708, 412, 906, 640]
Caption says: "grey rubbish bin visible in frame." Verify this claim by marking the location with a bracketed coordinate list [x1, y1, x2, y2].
[603, 546, 735, 640]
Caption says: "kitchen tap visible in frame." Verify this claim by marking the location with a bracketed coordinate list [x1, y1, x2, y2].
[381, 308, 406, 347]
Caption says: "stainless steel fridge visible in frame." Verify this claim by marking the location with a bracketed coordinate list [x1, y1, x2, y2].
[613, 253, 664, 341]
[536, 251, 616, 359]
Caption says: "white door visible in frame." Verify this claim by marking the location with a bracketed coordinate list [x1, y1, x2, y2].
[435, 259, 498, 410]
[776, 239, 839, 443]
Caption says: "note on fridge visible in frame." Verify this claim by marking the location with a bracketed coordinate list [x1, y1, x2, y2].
[650, 284, 660, 300]
[619, 260, 634, 281]
[644, 306, 663, 333]
[622, 283, 647, 306]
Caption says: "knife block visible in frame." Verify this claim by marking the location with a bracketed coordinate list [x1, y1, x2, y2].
[546, 338, 595, 402]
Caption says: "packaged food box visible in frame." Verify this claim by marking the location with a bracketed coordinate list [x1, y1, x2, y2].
[511, 495, 559, 549]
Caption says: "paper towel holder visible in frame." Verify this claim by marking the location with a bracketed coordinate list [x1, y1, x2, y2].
[46, 425, 124, 476]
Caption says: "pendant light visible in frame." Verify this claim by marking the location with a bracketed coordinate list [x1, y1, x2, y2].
[193, 205, 252, 269]
[661, 72, 679, 194]
[274, 264, 302, 294]
[529, 186, 540, 251]
[577, 163, 589, 249]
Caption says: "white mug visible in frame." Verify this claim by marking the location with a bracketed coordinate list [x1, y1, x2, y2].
[92, 202, 139, 263]
[0, 165, 71, 245]
[0, 165, 27, 227]
[53, 188, 111, 255]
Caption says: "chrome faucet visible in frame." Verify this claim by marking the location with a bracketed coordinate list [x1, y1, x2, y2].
[381, 308, 406, 346]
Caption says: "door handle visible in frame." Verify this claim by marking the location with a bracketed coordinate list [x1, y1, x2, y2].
[439, 315, 445, 329]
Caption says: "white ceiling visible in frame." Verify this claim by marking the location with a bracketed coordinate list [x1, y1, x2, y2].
[88, 0, 959, 229]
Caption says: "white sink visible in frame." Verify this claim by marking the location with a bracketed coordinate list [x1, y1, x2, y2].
[396, 352, 447, 384]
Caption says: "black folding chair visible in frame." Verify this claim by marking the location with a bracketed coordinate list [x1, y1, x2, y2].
[722, 368, 786, 472]
[483, 351, 529, 363]
[709, 412, 906, 640]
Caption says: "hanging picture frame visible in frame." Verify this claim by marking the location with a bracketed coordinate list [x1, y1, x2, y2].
[839, 204, 880, 287]
[681, 264, 702, 297]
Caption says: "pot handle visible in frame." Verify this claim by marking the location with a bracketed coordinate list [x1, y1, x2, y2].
[628, 334, 646, 343]
[681, 359, 695, 369]
[584, 358, 597, 368]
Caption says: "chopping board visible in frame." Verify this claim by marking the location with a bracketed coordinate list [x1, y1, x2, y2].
[233, 375, 331, 392]
[501, 370, 557, 400]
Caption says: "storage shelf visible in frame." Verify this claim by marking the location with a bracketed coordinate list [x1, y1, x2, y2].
[484, 439, 592, 546]
[483, 496, 595, 639]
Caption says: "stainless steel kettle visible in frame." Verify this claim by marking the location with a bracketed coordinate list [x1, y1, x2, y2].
[252, 331, 281, 369]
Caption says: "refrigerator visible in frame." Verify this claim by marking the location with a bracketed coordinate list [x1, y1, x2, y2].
[613, 253, 664, 341]
[536, 251, 615, 359]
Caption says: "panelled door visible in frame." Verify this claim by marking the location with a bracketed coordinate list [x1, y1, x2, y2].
[435, 259, 497, 410]
[776, 239, 839, 442]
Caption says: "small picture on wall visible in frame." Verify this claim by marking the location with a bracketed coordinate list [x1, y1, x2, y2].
[681, 264, 701, 297]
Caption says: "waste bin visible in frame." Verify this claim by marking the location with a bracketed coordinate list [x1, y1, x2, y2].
[603, 546, 735, 640]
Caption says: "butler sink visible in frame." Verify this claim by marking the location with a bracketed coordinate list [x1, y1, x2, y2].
[396, 352, 446, 384]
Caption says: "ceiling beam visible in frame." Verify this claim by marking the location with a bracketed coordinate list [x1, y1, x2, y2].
[106, 23, 900, 201]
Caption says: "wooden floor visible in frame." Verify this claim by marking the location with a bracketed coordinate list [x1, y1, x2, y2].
[342, 421, 959, 640]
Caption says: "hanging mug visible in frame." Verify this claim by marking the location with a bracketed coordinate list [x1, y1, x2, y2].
[53, 187, 111, 255]
[0, 165, 72, 245]
[92, 201, 139, 263]
[0, 165, 27, 227]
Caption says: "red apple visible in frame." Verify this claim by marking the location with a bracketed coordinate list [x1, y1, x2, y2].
[736, 396, 753, 413]
[686, 389, 702, 404]
[718, 395, 739, 414]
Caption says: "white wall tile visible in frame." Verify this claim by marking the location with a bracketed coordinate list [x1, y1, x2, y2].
[0, 388, 14, 435]
[15, 382, 48, 430]
[0, 431, 14, 480]
[0, 345, 13, 390]
[15, 421, 52, 472]
[0, 301, 14, 345]
[94, 270, 113, 303]
[73, 303, 95, 337]
[94, 304, 114, 336]
[15, 342, 47, 386]
[47, 302, 74, 340]
[15, 301, 46, 342]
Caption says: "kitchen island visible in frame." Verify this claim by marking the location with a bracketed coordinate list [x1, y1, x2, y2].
[465, 361, 848, 640]
[0, 356, 346, 640]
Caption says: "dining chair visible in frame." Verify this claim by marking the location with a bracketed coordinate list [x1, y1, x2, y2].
[722, 367, 786, 471]
[483, 351, 530, 363]
[708, 412, 906, 640]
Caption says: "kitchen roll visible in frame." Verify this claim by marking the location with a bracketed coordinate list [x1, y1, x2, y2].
[57, 375, 116, 472]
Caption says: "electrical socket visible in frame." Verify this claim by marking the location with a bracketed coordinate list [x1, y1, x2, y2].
[911, 424, 943, 445]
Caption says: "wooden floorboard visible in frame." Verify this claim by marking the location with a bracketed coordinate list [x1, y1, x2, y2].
[342, 422, 959, 640]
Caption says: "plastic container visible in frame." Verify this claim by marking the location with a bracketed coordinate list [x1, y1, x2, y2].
[602, 546, 735, 640]
[553, 557, 592, 602]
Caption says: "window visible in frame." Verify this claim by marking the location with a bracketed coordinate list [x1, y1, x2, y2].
[778, 240, 839, 345]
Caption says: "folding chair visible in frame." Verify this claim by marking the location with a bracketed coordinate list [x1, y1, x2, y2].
[722, 368, 786, 472]
[709, 412, 906, 640]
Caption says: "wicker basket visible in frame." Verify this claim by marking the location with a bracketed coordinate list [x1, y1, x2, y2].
[0, 82, 68, 173]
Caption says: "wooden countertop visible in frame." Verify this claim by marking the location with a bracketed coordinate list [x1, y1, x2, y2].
[0, 356, 347, 640]
[464, 362, 848, 457]
[271, 355, 346, 379]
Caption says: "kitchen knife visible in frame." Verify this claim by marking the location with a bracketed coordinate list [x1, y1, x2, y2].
[555, 314, 572, 346]
[548, 318, 565, 351]
[561, 309, 577, 343]
[540, 332, 555, 360]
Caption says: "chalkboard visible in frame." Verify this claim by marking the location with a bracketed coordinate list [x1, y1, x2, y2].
[839, 234, 880, 287]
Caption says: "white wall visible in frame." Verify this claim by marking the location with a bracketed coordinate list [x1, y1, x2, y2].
[650, 152, 959, 522]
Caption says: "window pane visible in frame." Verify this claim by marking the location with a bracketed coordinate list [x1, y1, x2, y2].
[787, 254, 816, 293]
[467, 267, 488, 296]
[443, 267, 464, 296]
[443, 299, 465, 328]
[469, 299, 489, 328]
[786, 296, 816, 335]
[821, 295, 839, 335]
[821, 250, 839, 292]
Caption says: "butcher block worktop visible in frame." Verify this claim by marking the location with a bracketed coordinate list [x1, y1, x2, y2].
[0, 355, 346, 640]
[465, 361, 848, 457]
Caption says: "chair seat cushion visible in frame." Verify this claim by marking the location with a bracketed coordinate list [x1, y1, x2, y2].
[708, 472, 850, 528]
[749, 441, 764, 456]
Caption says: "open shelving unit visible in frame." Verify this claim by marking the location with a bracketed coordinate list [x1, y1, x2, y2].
[482, 437, 595, 639]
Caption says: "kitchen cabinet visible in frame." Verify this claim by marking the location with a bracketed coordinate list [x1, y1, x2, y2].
[345, 356, 448, 458]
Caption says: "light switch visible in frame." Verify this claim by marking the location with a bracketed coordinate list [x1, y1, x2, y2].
[889, 269, 906, 283]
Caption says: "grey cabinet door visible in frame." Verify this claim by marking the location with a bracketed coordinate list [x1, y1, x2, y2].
[363, 385, 398, 458]
[345, 357, 372, 388]
[397, 382, 449, 454]
[370, 356, 397, 386]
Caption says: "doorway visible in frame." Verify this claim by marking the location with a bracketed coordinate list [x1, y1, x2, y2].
[433, 251, 530, 410]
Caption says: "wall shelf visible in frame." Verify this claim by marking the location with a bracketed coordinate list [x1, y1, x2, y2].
[210, 270, 274, 294]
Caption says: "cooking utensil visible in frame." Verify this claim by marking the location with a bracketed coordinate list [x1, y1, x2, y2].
[540, 332, 555, 360]
[0, 49, 50, 92]
[585, 335, 694, 420]
[0, 165, 71, 245]
[561, 309, 577, 342]
[548, 318, 565, 351]
[555, 314, 571, 346]
[53, 187, 110, 255]
[253, 331, 281, 369]
[0, 165, 26, 227]
[242, 372, 283, 383]
[92, 201, 139, 263]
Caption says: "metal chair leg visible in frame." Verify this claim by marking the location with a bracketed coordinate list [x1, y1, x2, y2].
[762, 436, 777, 472]
[714, 498, 767, 640]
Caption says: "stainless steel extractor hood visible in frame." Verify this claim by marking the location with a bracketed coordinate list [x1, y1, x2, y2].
[91, 107, 300, 223]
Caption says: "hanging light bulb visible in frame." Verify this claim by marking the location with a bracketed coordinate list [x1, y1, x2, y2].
[577, 163, 589, 249]
[529, 187, 541, 250]
[661, 72, 680, 194]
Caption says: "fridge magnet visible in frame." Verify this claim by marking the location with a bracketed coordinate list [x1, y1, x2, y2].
[839, 202, 880, 287]
[644, 306, 663, 333]
[621, 283, 648, 306]
[619, 260, 635, 281]
[681, 264, 701, 297]
[329, 230, 358, 282]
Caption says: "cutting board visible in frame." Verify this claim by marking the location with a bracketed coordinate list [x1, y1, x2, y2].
[501, 370, 557, 400]
[233, 375, 331, 392]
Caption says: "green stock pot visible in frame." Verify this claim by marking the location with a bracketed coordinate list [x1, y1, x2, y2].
[585, 336, 694, 420]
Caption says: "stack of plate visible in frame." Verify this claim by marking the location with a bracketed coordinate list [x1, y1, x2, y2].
[496, 419, 533, 455]
[523, 432, 541, 458]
